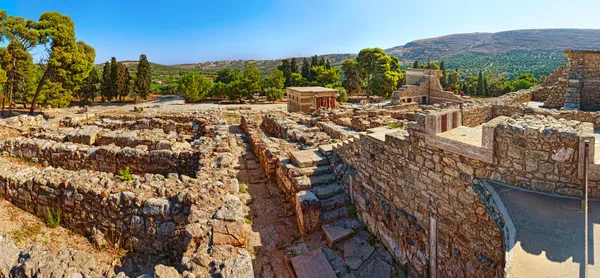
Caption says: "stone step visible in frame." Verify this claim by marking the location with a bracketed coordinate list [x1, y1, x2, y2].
[290, 248, 337, 278]
[286, 163, 332, 177]
[322, 218, 363, 247]
[310, 183, 345, 199]
[294, 173, 338, 190]
[321, 206, 349, 224]
[318, 144, 334, 157]
[320, 193, 350, 213]
[291, 150, 328, 168]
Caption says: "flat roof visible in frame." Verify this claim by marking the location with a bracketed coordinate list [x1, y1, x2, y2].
[287, 86, 338, 93]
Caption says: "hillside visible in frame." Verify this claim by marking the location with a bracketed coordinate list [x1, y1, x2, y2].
[386, 29, 600, 78]
[101, 29, 600, 82]
[174, 53, 356, 76]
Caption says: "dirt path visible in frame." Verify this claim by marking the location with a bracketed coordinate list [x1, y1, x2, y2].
[229, 125, 300, 277]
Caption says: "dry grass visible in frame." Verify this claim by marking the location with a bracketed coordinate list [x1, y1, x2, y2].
[0, 199, 126, 273]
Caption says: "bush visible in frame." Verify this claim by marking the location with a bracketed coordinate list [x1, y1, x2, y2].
[119, 166, 133, 181]
[47, 207, 61, 228]
[336, 87, 348, 102]
[388, 122, 399, 129]
[265, 87, 284, 102]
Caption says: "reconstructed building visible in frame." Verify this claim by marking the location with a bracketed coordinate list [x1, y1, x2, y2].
[391, 69, 465, 105]
[541, 50, 600, 110]
[287, 86, 338, 113]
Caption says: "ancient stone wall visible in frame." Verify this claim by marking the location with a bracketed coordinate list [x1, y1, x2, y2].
[333, 131, 504, 277]
[240, 116, 281, 179]
[580, 52, 600, 110]
[461, 104, 493, 127]
[0, 138, 200, 176]
[0, 115, 45, 129]
[332, 114, 596, 277]
[0, 161, 191, 254]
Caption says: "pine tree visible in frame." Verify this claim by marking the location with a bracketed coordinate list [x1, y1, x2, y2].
[109, 57, 119, 101]
[134, 54, 152, 100]
[290, 58, 298, 73]
[301, 58, 310, 79]
[100, 62, 111, 102]
[476, 71, 485, 96]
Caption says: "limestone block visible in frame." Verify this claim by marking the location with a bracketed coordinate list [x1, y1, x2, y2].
[295, 190, 321, 235]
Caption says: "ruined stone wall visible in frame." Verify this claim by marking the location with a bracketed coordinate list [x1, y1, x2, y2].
[580, 52, 600, 110]
[332, 114, 595, 277]
[240, 116, 281, 179]
[0, 138, 200, 176]
[538, 85, 565, 107]
[0, 161, 191, 254]
[0, 115, 45, 129]
[462, 104, 493, 127]
[334, 131, 504, 277]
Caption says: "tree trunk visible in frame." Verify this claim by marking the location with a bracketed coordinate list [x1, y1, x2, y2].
[30, 67, 50, 115]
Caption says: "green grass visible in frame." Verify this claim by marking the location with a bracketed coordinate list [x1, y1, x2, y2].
[12, 223, 42, 244]
[239, 182, 248, 193]
[46, 207, 61, 228]
[119, 166, 133, 181]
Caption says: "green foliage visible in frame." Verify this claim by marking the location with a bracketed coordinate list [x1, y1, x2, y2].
[448, 70, 461, 93]
[356, 48, 398, 97]
[265, 87, 284, 102]
[335, 87, 348, 102]
[215, 68, 242, 84]
[178, 72, 212, 103]
[134, 54, 152, 100]
[119, 166, 133, 181]
[277, 59, 292, 87]
[239, 183, 248, 193]
[341, 60, 361, 95]
[77, 67, 99, 103]
[267, 68, 285, 89]
[100, 62, 111, 101]
[46, 207, 61, 228]
[440, 60, 447, 88]
[476, 71, 485, 96]
[412, 61, 419, 68]
[388, 122, 399, 129]
[312, 65, 340, 87]
[109, 57, 119, 100]
[301, 57, 310, 79]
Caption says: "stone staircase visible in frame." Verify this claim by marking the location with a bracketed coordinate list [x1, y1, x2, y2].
[285, 134, 404, 277]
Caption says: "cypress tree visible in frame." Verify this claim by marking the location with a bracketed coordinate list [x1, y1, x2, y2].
[301, 58, 310, 79]
[308, 55, 318, 81]
[440, 60, 448, 88]
[325, 60, 331, 70]
[290, 58, 298, 73]
[277, 59, 292, 87]
[477, 71, 485, 96]
[134, 54, 152, 100]
[319, 57, 326, 67]
[484, 76, 489, 97]
[100, 62, 111, 102]
[109, 57, 119, 101]
[413, 60, 420, 69]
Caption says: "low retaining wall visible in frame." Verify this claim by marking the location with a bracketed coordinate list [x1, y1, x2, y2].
[240, 116, 281, 178]
[0, 160, 190, 253]
[0, 137, 200, 176]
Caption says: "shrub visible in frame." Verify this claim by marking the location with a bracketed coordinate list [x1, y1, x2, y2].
[388, 122, 399, 129]
[336, 87, 348, 102]
[239, 182, 248, 193]
[46, 207, 61, 228]
[265, 87, 284, 102]
[119, 166, 133, 181]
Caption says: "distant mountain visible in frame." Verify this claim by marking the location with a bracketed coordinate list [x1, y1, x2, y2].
[100, 29, 600, 81]
[385, 29, 600, 78]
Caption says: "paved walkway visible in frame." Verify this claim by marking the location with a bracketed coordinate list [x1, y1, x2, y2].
[486, 181, 600, 278]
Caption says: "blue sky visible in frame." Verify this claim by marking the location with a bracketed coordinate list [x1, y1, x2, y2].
[3, 0, 600, 65]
